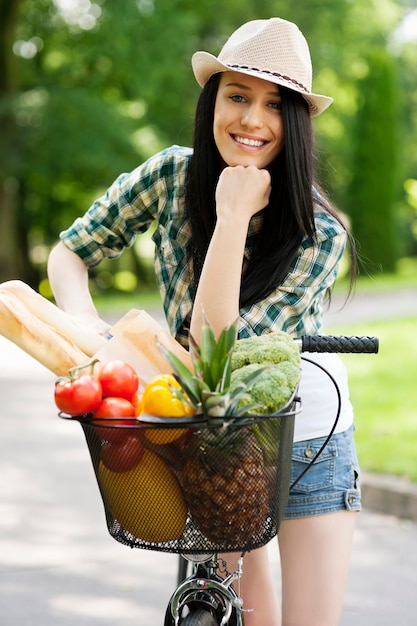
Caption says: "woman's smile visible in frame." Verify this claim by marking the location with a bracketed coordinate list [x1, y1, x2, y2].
[232, 134, 268, 148]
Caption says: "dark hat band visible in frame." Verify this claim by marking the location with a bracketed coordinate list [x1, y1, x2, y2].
[227, 63, 309, 93]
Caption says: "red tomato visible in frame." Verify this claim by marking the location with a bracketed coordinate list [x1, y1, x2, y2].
[98, 361, 139, 401]
[94, 397, 137, 443]
[55, 375, 102, 416]
[94, 397, 136, 418]
[100, 435, 144, 473]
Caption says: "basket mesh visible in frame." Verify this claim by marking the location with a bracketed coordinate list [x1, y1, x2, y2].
[78, 406, 295, 554]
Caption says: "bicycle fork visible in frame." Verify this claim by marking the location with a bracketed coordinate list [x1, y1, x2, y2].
[168, 556, 244, 625]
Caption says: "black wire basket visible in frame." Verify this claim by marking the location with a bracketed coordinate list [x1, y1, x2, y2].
[61, 393, 299, 554]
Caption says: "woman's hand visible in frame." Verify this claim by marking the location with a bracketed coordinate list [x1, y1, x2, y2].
[69, 312, 112, 337]
[215, 165, 271, 224]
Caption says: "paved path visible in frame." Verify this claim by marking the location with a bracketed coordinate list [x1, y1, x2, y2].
[324, 286, 417, 328]
[1, 288, 416, 625]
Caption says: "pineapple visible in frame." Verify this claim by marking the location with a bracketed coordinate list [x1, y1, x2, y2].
[180, 426, 270, 547]
[158, 320, 272, 548]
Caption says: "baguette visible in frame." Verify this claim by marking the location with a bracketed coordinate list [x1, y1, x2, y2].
[0, 290, 90, 376]
[0, 280, 106, 356]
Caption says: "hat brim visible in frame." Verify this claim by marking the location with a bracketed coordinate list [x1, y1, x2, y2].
[192, 51, 333, 117]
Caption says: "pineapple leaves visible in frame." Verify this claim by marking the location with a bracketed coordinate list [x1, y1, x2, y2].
[156, 320, 239, 416]
[156, 341, 203, 407]
[189, 321, 237, 392]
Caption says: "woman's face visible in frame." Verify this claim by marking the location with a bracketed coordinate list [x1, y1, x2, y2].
[213, 71, 285, 169]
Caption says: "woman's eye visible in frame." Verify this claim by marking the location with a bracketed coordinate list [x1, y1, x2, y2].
[229, 94, 246, 103]
[269, 101, 282, 110]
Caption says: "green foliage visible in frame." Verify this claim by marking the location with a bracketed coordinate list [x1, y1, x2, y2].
[1, 0, 416, 287]
[347, 49, 400, 273]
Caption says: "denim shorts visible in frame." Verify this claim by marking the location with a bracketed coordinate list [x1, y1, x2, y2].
[283, 425, 362, 519]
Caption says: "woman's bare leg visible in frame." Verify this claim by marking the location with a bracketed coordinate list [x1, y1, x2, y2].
[221, 545, 281, 626]
[278, 511, 357, 626]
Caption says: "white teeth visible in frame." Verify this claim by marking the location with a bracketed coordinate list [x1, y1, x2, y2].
[234, 136, 264, 147]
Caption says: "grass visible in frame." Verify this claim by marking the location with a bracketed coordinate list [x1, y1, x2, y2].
[327, 316, 417, 482]
[94, 288, 163, 316]
[334, 256, 417, 294]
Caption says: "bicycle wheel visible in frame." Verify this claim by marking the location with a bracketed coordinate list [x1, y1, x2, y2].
[181, 609, 218, 625]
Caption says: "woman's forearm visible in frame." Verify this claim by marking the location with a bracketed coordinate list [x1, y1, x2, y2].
[190, 217, 246, 342]
[47, 241, 106, 331]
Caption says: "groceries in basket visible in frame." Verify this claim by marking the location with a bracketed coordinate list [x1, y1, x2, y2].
[0, 279, 299, 549]
[54, 316, 299, 551]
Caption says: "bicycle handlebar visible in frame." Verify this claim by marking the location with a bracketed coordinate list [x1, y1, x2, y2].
[297, 335, 379, 354]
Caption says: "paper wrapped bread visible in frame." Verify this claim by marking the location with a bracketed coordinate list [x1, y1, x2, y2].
[0, 280, 192, 380]
[94, 309, 192, 386]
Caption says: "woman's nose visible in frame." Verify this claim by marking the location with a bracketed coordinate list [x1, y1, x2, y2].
[241, 104, 263, 128]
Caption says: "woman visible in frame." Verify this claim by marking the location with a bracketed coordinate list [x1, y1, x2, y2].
[48, 18, 361, 626]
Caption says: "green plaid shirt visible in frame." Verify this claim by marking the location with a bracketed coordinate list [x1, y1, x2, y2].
[60, 145, 347, 348]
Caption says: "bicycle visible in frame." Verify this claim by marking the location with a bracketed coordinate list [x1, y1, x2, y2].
[59, 334, 378, 626]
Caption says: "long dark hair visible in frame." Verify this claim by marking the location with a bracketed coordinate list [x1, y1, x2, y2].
[186, 73, 355, 308]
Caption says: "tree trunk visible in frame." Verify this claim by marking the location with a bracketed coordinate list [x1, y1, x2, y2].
[0, 0, 26, 283]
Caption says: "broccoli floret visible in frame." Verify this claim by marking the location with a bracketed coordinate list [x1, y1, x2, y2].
[275, 359, 300, 391]
[230, 331, 300, 415]
[231, 361, 299, 415]
[231, 330, 300, 370]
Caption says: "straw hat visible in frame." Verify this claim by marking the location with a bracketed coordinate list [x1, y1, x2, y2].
[192, 18, 333, 117]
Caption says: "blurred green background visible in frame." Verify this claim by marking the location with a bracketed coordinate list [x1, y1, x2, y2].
[1, 0, 416, 295]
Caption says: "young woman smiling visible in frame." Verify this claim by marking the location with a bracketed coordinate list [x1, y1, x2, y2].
[48, 18, 360, 626]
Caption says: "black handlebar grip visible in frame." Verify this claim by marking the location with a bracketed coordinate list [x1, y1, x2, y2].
[301, 335, 379, 354]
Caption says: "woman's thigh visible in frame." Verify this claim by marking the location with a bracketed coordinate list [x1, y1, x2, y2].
[277, 426, 361, 625]
[278, 511, 357, 626]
